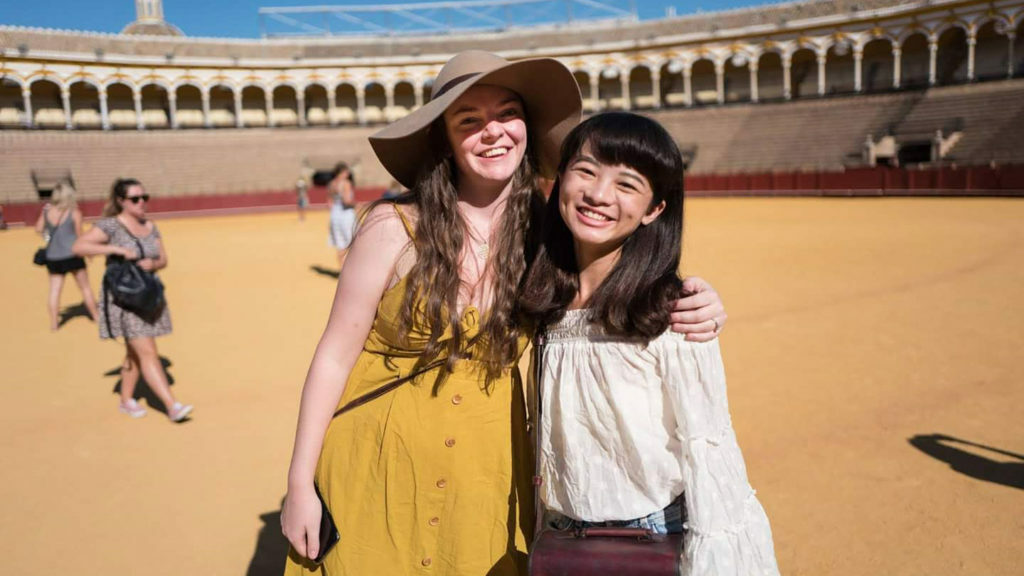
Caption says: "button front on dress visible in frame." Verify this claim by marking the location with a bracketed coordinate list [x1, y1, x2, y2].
[421, 557, 432, 567]
[444, 437, 456, 448]
[429, 517, 440, 526]
[451, 394, 463, 405]
[436, 478, 447, 489]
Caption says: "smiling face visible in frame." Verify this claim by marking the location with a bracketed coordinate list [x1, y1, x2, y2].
[119, 184, 149, 218]
[443, 84, 528, 194]
[558, 142, 665, 261]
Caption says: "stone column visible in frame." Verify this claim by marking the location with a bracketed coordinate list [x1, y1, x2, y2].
[297, 90, 307, 127]
[892, 45, 902, 89]
[384, 83, 395, 120]
[327, 88, 338, 126]
[782, 55, 792, 100]
[1008, 33, 1016, 79]
[589, 73, 600, 111]
[714, 61, 725, 104]
[816, 52, 827, 96]
[356, 86, 366, 126]
[168, 92, 177, 129]
[966, 33, 977, 81]
[683, 65, 693, 107]
[928, 37, 938, 85]
[134, 89, 145, 130]
[749, 60, 759, 103]
[414, 83, 424, 108]
[201, 88, 211, 128]
[99, 89, 110, 130]
[854, 47, 864, 92]
[266, 90, 275, 128]
[651, 69, 662, 109]
[22, 88, 34, 128]
[61, 86, 72, 130]
[234, 90, 244, 128]
[619, 70, 631, 111]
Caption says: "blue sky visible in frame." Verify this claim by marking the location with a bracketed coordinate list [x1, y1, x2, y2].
[0, 0, 778, 38]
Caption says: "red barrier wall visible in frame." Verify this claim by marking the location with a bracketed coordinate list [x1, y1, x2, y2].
[3, 165, 1021, 226]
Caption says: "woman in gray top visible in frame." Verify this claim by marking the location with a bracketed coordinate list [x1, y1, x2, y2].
[34, 181, 99, 331]
[73, 178, 194, 423]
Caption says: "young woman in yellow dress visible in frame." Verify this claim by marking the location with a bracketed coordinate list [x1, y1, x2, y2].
[281, 51, 728, 575]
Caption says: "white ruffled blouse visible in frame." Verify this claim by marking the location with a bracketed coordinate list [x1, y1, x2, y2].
[538, 309, 780, 576]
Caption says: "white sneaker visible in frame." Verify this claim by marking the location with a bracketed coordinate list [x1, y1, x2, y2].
[119, 399, 147, 418]
[168, 402, 194, 422]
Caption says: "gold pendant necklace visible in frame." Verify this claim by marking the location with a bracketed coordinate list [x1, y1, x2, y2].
[463, 212, 491, 262]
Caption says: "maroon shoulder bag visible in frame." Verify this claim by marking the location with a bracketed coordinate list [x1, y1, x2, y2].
[528, 327, 686, 576]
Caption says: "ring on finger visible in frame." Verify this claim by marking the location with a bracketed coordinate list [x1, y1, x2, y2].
[711, 318, 720, 333]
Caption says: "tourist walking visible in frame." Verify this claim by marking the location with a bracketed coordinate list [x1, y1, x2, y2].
[73, 178, 193, 422]
[326, 163, 356, 267]
[34, 181, 99, 331]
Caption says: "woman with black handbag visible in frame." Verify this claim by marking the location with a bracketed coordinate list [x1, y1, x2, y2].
[73, 178, 193, 423]
[520, 113, 780, 575]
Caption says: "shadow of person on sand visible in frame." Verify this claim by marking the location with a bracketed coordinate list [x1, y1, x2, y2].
[310, 265, 339, 279]
[103, 356, 176, 415]
[909, 433, 1024, 490]
[247, 505, 295, 576]
[58, 302, 93, 328]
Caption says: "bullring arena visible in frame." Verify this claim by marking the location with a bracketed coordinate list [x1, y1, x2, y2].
[1, 1, 1022, 575]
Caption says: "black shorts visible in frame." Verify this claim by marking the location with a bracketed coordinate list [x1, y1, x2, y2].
[46, 256, 87, 275]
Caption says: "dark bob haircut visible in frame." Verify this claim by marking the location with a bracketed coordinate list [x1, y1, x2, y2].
[519, 111, 686, 338]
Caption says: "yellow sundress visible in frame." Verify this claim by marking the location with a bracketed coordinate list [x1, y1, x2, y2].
[285, 207, 533, 576]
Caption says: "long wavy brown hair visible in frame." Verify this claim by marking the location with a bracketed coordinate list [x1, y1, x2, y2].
[389, 117, 540, 384]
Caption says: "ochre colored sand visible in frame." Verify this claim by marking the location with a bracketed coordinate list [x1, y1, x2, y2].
[2, 198, 1022, 575]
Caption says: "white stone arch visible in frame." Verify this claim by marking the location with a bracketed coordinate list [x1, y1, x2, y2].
[239, 82, 269, 128]
[332, 81, 359, 125]
[27, 73, 67, 91]
[627, 61, 656, 109]
[303, 81, 331, 125]
[172, 82, 205, 128]
[722, 45, 756, 103]
[66, 77, 103, 129]
[934, 20, 971, 84]
[390, 79, 417, 120]
[0, 73, 26, 128]
[270, 82, 301, 127]
[972, 15, 1015, 80]
[687, 54, 718, 105]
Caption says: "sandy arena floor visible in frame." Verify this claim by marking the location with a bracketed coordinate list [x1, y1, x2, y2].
[1, 198, 1022, 575]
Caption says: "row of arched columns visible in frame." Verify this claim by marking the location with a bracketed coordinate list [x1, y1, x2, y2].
[1, 12, 1022, 129]
[0, 78, 430, 129]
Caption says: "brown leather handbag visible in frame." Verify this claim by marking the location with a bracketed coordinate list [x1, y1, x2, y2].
[528, 328, 686, 576]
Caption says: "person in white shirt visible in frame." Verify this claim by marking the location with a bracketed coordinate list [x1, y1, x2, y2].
[520, 112, 780, 575]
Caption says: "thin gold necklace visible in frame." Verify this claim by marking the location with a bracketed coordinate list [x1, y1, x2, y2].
[462, 213, 491, 262]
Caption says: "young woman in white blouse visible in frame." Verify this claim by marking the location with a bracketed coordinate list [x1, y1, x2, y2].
[520, 112, 780, 575]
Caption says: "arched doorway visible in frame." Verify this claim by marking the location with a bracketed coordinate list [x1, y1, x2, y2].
[973, 20, 1009, 81]
[68, 81, 101, 129]
[305, 84, 329, 126]
[272, 85, 299, 127]
[825, 42, 856, 94]
[936, 26, 968, 85]
[392, 81, 416, 120]
[789, 48, 818, 98]
[629, 66, 654, 109]
[175, 84, 204, 128]
[659, 62, 686, 107]
[30, 79, 65, 129]
[106, 83, 136, 129]
[724, 54, 751, 102]
[333, 84, 357, 125]
[0, 77, 24, 127]
[901, 32, 930, 88]
[862, 38, 894, 92]
[364, 83, 386, 124]
[756, 52, 785, 101]
[241, 86, 267, 127]
[140, 84, 169, 129]
[598, 68, 624, 110]
[689, 59, 717, 105]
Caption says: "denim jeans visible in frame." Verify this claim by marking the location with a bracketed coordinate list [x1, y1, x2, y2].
[545, 494, 687, 535]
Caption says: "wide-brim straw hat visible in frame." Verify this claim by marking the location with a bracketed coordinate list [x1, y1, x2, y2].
[369, 50, 582, 189]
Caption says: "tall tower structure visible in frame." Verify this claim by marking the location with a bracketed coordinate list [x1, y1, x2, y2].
[121, 0, 184, 36]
